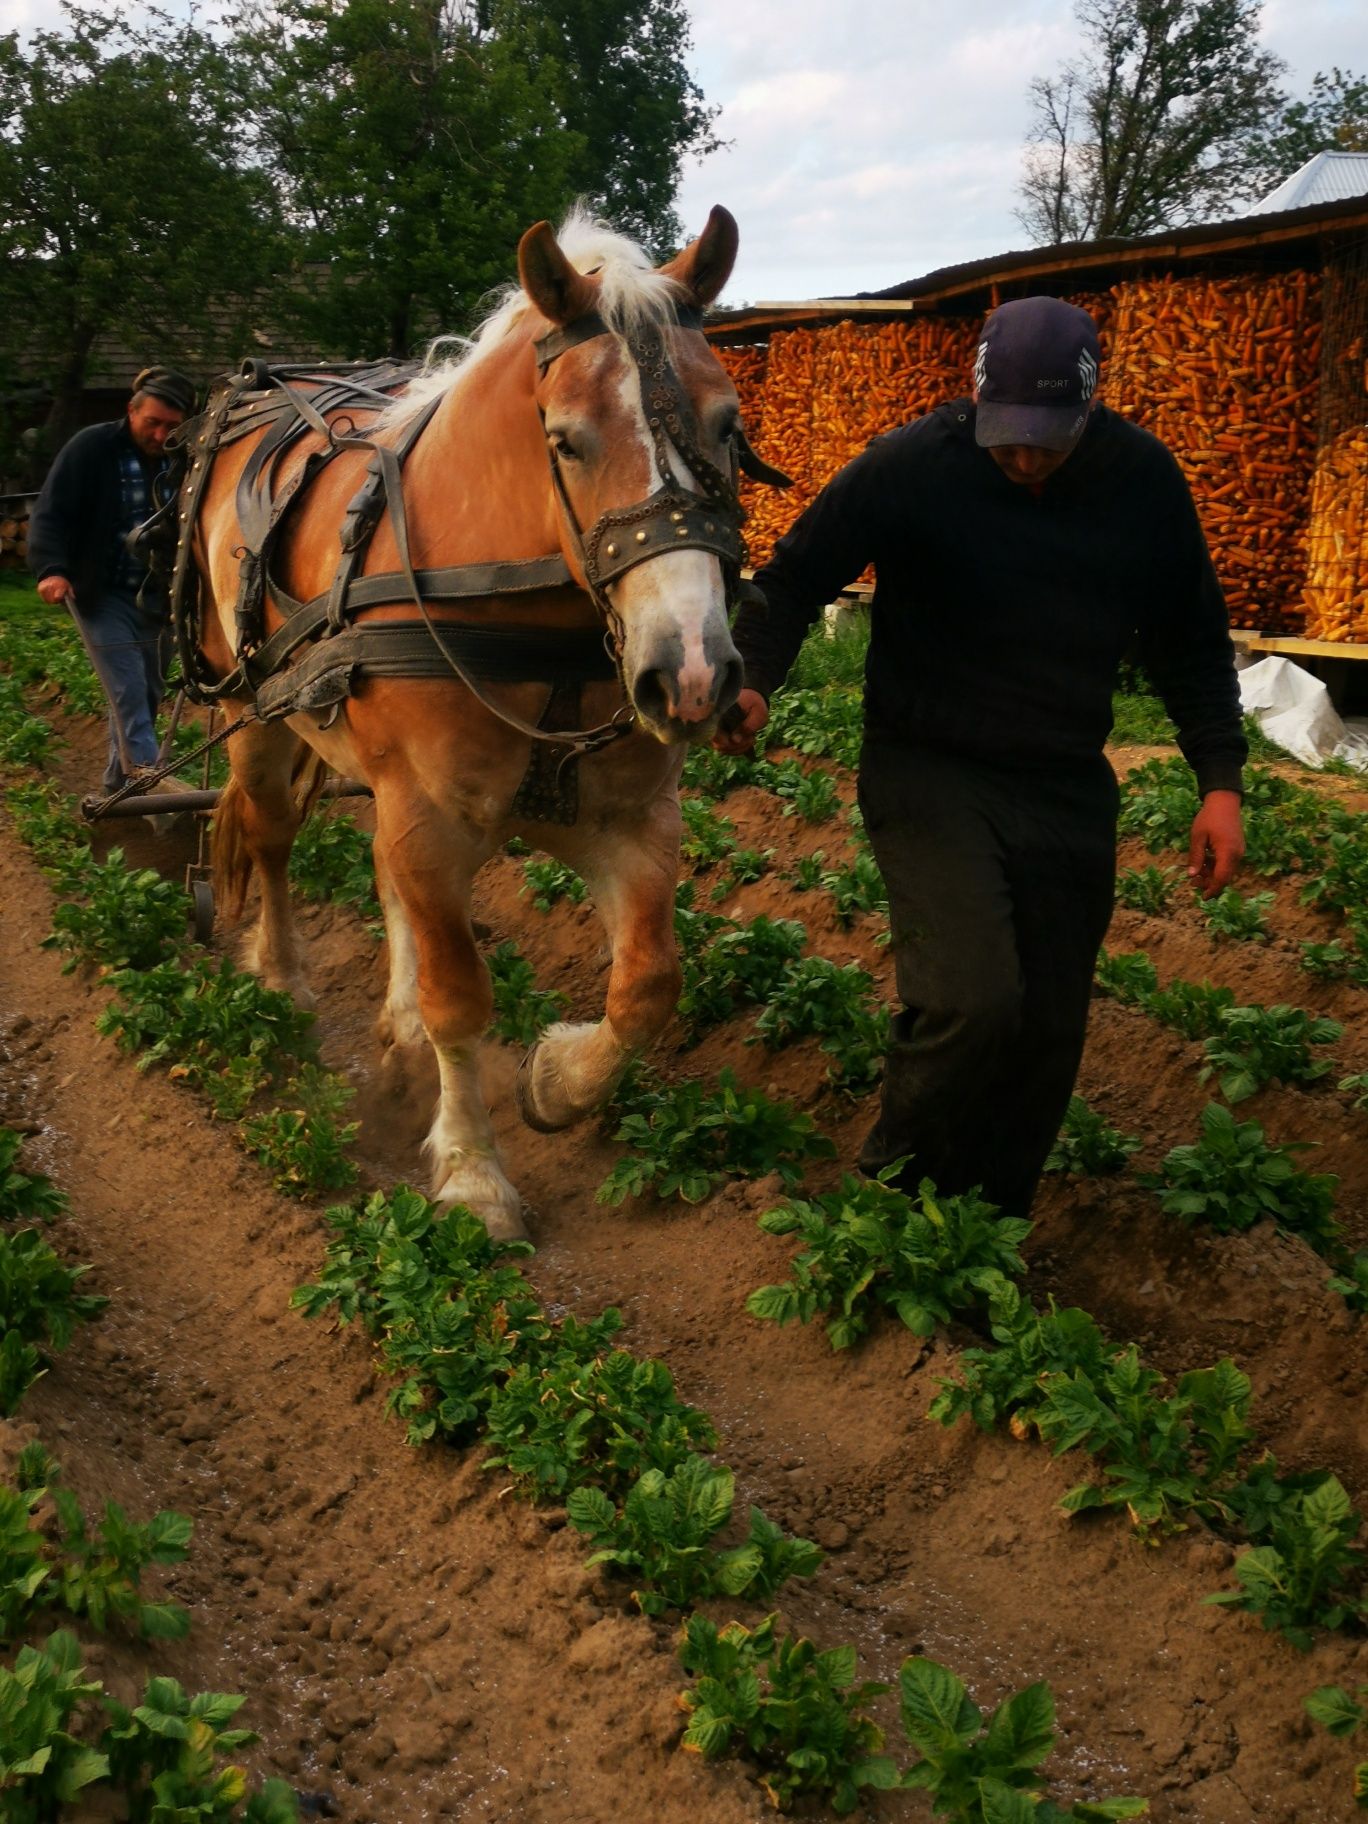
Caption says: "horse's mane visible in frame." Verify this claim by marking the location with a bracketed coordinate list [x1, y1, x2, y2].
[379, 208, 685, 432]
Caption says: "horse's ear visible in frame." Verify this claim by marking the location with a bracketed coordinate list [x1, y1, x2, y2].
[660, 205, 738, 308]
[518, 221, 598, 327]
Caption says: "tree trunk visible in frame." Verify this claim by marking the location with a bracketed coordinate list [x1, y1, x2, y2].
[39, 323, 99, 463]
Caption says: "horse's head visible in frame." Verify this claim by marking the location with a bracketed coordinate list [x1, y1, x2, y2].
[519, 207, 746, 745]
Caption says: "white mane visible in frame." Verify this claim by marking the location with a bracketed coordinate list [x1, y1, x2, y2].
[378, 208, 686, 432]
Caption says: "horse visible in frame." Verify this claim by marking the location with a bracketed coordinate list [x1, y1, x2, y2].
[184, 206, 764, 1240]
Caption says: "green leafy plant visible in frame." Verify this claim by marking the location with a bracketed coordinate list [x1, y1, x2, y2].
[710, 846, 774, 898]
[789, 850, 826, 892]
[678, 915, 807, 1036]
[0, 1629, 109, 1817]
[747, 1171, 1029, 1350]
[48, 1475, 192, 1640]
[1206, 1474, 1368, 1649]
[484, 1347, 716, 1502]
[44, 852, 187, 972]
[597, 1069, 834, 1206]
[0, 1228, 106, 1414]
[1146, 977, 1236, 1039]
[750, 955, 889, 1093]
[930, 1282, 1121, 1437]
[288, 808, 380, 924]
[1044, 1098, 1141, 1176]
[769, 760, 841, 824]
[1199, 1004, 1342, 1104]
[1117, 757, 1199, 852]
[101, 1675, 299, 1823]
[521, 856, 587, 912]
[97, 958, 318, 1096]
[0, 1477, 50, 1641]
[677, 1612, 897, 1814]
[899, 1656, 1148, 1821]
[565, 1454, 821, 1616]
[1302, 1684, 1368, 1809]
[1328, 1252, 1368, 1313]
[1201, 886, 1274, 944]
[680, 796, 738, 866]
[761, 685, 863, 770]
[236, 1064, 359, 1196]
[820, 850, 887, 924]
[1114, 865, 1177, 915]
[4, 782, 90, 881]
[1093, 949, 1158, 1004]
[1300, 939, 1368, 985]
[0, 1130, 67, 1225]
[487, 941, 568, 1046]
[679, 744, 764, 800]
[1141, 1102, 1340, 1252]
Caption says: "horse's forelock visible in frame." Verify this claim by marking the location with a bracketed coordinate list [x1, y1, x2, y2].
[377, 209, 687, 433]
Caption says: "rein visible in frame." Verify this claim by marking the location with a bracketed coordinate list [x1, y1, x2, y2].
[146, 305, 790, 781]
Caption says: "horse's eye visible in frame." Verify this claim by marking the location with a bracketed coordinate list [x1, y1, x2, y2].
[550, 431, 580, 462]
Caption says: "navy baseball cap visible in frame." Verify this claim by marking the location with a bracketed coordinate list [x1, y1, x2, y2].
[973, 297, 1101, 452]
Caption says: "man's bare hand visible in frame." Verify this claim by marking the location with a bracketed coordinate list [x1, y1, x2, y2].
[36, 575, 74, 606]
[713, 687, 769, 754]
[1187, 789, 1245, 899]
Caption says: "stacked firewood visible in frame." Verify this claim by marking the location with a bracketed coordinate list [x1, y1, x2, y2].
[0, 499, 31, 569]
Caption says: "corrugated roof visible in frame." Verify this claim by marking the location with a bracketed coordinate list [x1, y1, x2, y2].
[1249, 150, 1368, 216]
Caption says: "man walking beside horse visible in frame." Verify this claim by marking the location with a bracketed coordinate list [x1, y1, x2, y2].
[718, 295, 1246, 1224]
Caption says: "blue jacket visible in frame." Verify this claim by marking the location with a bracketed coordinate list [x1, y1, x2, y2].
[28, 420, 159, 612]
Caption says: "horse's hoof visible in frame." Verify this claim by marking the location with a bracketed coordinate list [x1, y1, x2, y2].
[515, 1042, 568, 1134]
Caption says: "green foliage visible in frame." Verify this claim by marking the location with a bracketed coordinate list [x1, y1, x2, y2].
[0, 1630, 108, 1818]
[1299, 939, 1368, 984]
[1327, 1252, 1368, 1313]
[680, 796, 737, 866]
[0, 1130, 66, 1225]
[1199, 1004, 1342, 1103]
[747, 1171, 1030, 1351]
[1093, 949, 1158, 1004]
[236, 1065, 360, 1197]
[565, 1455, 821, 1617]
[1146, 977, 1236, 1039]
[0, 675, 56, 770]
[1114, 865, 1177, 915]
[710, 846, 775, 899]
[761, 687, 863, 770]
[5, 782, 91, 880]
[1201, 886, 1274, 944]
[751, 955, 889, 1094]
[597, 1068, 834, 1206]
[1303, 1683, 1368, 1811]
[48, 1480, 192, 1641]
[0, 1228, 106, 1413]
[484, 1346, 716, 1502]
[101, 1675, 297, 1823]
[521, 856, 587, 912]
[819, 850, 887, 924]
[1207, 1474, 1368, 1649]
[677, 1613, 897, 1814]
[929, 1283, 1119, 1438]
[899, 1656, 1148, 1821]
[97, 957, 317, 1098]
[0, 609, 106, 719]
[1109, 685, 1175, 747]
[786, 618, 868, 691]
[679, 744, 764, 801]
[487, 941, 569, 1046]
[1141, 1102, 1340, 1252]
[1117, 758, 1199, 852]
[44, 852, 187, 972]
[678, 914, 807, 1036]
[0, 1478, 50, 1641]
[1044, 1097, 1141, 1176]
[767, 760, 842, 824]
[288, 809, 380, 925]
[1300, 823, 1368, 917]
[789, 850, 827, 892]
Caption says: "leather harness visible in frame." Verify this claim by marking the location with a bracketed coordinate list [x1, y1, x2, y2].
[141, 306, 789, 822]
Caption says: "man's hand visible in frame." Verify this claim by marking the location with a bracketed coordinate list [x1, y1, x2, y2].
[1187, 789, 1245, 899]
[36, 575, 74, 606]
[713, 687, 769, 754]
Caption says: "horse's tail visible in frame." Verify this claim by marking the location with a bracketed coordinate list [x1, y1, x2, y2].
[212, 743, 331, 922]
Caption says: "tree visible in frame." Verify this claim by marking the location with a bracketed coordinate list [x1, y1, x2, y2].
[1246, 67, 1368, 193]
[490, 0, 721, 255]
[0, 5, 283, 469]
[226, 0, 719, 359]
[1017, 0, 1286, 244]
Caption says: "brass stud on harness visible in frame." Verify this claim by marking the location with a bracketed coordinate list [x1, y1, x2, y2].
[670, 510, 684, 523]
[635, 529, 648, 543]
[675, 526, 688, 537]
[606, 542, 619, 558]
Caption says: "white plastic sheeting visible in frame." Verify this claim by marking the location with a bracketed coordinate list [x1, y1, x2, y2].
[1237, 655, 1368, 772]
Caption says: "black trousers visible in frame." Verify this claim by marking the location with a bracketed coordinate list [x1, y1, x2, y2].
[856, 742, 1118, 1221]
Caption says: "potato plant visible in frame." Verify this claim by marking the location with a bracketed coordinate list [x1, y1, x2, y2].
[1302, 1684, 1368, 1809]
[1141, 1102, 1340, 1253]
[760, 685, 863, 770]
[287, 808, 381, 926]
[44, 851, 188, 972]
[677, 914, 807, 1036]
[597, 1069, 834, 1205]
[0, 1129, 67, 1226]
[1114, 865, 1177, 915]
[1199, 1004, 1342, 1103]
[566, 1455, 822, 1617]
[1093, 949, 1158, 1004]
[0, 1228, 106, 1416]
[750, 955, 889, 1093]
[1208, 1473, 1368, 1649]
[680, 796, 738, 866]
[487, 940, 569, 1046]
[746, 1171, 1030, 1350]
[236, 1065, 360, 1197]
[1045, 1097, 1141, 1176]
[520, 856, 586, 911]
[1201, 886, 1275, 944]
[677, 1613, 899, 1814]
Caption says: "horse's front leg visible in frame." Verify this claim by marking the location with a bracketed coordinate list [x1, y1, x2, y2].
[516, 801, 682, 1132]
[373, 802, 525, 1241]
[215, 717, 320, 1007]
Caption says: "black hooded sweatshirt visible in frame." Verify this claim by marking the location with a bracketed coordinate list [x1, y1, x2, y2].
[733, 398, 1246, 798]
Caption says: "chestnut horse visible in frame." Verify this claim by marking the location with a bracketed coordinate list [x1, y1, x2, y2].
[193, 209, 751, 1238]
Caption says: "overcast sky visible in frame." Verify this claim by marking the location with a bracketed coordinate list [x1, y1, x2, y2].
[4, 0, 1367, 306]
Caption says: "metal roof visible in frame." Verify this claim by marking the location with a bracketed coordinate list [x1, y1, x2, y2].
[1248, 151, 1368, 216]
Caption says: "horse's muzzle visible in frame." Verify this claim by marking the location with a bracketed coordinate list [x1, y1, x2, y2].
[630, 642, 743, 741]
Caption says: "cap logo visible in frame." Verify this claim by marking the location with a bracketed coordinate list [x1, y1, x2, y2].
[974, 341, 989, 392]
[1078, 348, 1099, 399]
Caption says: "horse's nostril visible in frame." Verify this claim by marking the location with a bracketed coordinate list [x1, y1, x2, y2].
[632, 667, 671, 723]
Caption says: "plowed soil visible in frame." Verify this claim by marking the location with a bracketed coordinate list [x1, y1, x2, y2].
[4, 702, 1368, 1824]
